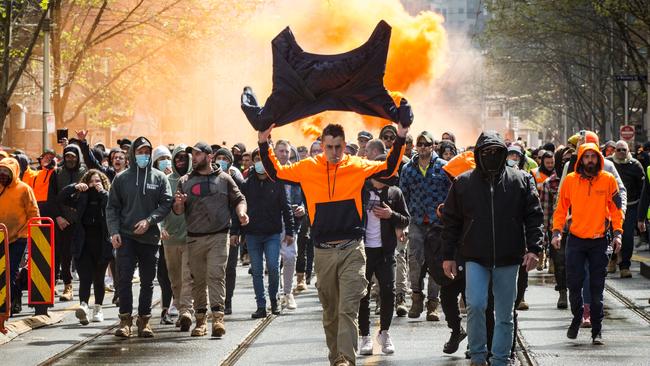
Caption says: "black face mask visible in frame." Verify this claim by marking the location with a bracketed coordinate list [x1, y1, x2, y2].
[65, 159, 77, 170]
[480, 149, 505, 175]
[0, 173, 11, 187]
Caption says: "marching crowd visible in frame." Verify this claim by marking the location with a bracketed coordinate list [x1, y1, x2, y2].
[1, 122, 649, 366]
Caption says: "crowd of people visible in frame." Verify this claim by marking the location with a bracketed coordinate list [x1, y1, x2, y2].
[1, 122, 648, 366]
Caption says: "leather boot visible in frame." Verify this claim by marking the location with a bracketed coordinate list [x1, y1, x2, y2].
[395, 293, 407, 317]
[136, 315, 154, 338]
[557, 290, 568, 309]
[59, 284, 74, 301]
[408, 292, 424, 318]
[294, 273, 308, 293]
[191, 313, 208, 336]
[115, 313, 133, 337]
[426, 299, 441, 321]
[212, 311, 226, 337]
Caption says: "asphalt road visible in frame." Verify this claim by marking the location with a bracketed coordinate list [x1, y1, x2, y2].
[3, 253, 650, 366]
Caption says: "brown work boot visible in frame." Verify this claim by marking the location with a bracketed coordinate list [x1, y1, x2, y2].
[212, 311, 226, 337]
[408, 292, 424, 318]
[426, 299, 441, 321]
[191, 313, 208, 336]
[59, 284, 74, 302]
[294, 273, 308, 293]
[333, 354, 351, 366]
[607, 258, 617, 274]
[620, 269, 632, 278]
[136, 315, 154, 338]
[115, 313, 133, 338]
[179, 312, 192, 332]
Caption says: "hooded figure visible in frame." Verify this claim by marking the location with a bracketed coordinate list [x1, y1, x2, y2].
[162, 145, 192, 246]
[106, 136, 173, 244]
[441, 131, 543, 366]
[0, 158, 40, 244]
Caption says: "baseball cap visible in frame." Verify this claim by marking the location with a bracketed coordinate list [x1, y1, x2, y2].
[357, 130, 373, 141]
[417, 131, 434, 144]
[186, 142, 213, 155]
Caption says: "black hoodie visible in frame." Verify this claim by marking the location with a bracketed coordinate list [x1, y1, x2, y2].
[442, 131, 544, 267]
[49, 143, 87, 222]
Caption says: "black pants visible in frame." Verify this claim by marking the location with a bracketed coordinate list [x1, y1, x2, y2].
[440, 278, 466, 331]
[157, 245, 173, 310]
[55, 224, 74, 285]
[550, 233, 567, 291]
[117, 237, 158, 316]
[565, 235, 608, 337]
[359, 247, 395, 335]
[226, 243, 239, 305]
[296, 217, 314, 277]
[76, 226, 108, 304]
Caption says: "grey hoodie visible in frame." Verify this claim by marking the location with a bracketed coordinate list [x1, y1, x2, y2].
[162, 145, 191, 245]
[106, 136, 173, 245]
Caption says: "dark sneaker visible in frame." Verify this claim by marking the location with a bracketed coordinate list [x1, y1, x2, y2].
[251, 307, 267, 319]
[270, 300, 281, 315]
[160, 309, 174, 325]
[224, 300, 232, 315]
[395, 293, 408, 317]
[557, 290, 568, 309]
[592, 333, 604, 345]
[443, 327, 467, 354]
[567, 319, 580, 339]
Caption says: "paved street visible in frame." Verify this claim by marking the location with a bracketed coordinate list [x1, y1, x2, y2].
[2, 249, 650, 366]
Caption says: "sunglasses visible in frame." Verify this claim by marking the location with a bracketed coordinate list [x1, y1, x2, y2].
[416, 142, 433, 147]
[381, 134, 396, 141]
[616, 148, 627, 152]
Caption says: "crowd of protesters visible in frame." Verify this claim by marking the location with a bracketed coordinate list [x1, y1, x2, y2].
[1, 122, 647, 366]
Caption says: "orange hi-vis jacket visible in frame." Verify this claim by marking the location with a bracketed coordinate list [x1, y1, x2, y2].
[259, 135, 405, 244]
[442, 151, 475, 179]
[552, 143, 624, 239]
[26, 167, 55, 203]
[0, 158, 40, 243]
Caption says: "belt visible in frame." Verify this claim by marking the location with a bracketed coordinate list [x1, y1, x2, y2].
[187, 228, 229, 237]
[315, 238, 358, 250]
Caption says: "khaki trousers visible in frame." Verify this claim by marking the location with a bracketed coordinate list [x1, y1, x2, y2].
[187, 233, 229, 312]
[164, 245, 194, 315]
[314, 240, 368, 365]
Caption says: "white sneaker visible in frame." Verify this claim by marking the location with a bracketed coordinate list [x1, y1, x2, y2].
[168, 303, 179, 317]
[359, 335, 373, 355]
[285, 293, 297, 310]
[132, 268, 140, 283]
[280, 294, 288, 308]
[72, 271, 80, 281]
[91, 304, 104, 322]
[76, 302, 89, 325]
[377, 330, 395, 354]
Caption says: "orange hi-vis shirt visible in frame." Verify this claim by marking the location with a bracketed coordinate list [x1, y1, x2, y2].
[26, 167, 55, 202]
[552, 143, 624, 239]
[259, 136, 405, 244]
[442, 151, 475, 179]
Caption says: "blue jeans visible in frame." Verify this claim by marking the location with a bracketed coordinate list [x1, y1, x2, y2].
[247, 234, 281, 308]
[565, 235, 608, 337]
[116, 236, 159, 316]
[466, 261, 519, 366]
[8, 239, 27, 306]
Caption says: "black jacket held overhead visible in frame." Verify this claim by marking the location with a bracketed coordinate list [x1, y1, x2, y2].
[442, 131, 544, 268]
[241, 20, 413, 131]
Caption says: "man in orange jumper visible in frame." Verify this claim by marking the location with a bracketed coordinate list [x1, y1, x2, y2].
[552, 143, 623, 345]
[0, 158, 40, 315]
[257, 122, 408, 366]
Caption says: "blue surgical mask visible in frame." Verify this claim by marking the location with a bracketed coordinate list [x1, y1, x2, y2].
[218, 160, 229, 172]
[135, 154, 150, 168]
[254, 161, 265, 174]
[506, 159, 518, 168]
[157, 159, 171, 172]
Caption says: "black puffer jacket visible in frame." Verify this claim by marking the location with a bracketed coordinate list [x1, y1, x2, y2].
[442, 131, 544, 268]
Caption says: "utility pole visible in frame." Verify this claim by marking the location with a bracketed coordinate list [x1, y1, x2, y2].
[42, 7, 51, 151]
[608, 19, 614, 141]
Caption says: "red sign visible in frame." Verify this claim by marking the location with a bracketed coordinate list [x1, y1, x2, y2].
[620, 125, 635, 141]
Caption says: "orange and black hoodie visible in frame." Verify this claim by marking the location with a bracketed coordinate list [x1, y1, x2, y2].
[259, 135, 405, 244]
[552, 143, 624, 239]
[0, 158, 40, 243]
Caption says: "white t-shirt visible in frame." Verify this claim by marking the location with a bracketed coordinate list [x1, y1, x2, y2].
[365, 190, 383, 248]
